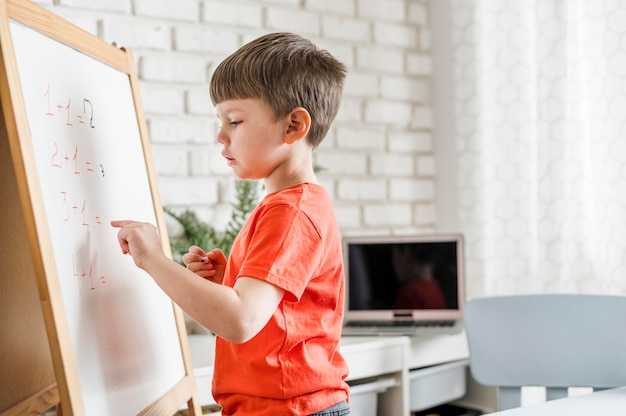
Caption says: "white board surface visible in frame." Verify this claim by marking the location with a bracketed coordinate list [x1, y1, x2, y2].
[9, 20, 185, 415]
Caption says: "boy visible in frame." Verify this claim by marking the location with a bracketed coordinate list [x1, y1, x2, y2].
[112, 32, 350, 415]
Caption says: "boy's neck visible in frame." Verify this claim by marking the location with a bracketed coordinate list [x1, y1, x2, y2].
[264, 146, 316, 194]
[264, 172, 317, 194]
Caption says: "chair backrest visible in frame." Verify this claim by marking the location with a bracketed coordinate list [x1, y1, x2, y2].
[463, 294, 626, 410]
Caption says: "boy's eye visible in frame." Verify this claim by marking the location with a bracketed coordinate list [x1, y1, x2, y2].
[229, 121, 242, 126]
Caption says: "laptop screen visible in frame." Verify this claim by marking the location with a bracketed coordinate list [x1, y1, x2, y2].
[343, 234, 465, 322]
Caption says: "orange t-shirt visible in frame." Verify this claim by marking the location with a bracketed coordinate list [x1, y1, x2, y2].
[211, 183, 350, 415]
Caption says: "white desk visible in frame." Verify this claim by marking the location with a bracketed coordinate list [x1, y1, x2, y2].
[340, 336, 411, 415]
[188, 331, 473, 416]
[486, 387, 626, 415]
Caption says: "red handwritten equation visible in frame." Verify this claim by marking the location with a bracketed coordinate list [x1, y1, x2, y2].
[73, 253, 106, 292]
[45, 83, 108, 292]
[44, 83, 95, 128]
[51, 142, 104, 176]
[58, 191, 103, 227]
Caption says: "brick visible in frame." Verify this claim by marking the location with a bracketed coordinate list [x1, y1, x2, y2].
[407, 53, 432, 76]
[316, 176, 335, 196]
[174, 27, 239, 54]
[389, 178, 434, 200]
[315, 41, 355, 68]
[334, 204, 362, 229]
[58, 0, 130, 13]
[102, 20, 170, 51]
[266, 8, 320, 35]
[335, 99, 364, 123]
[411, 106, 433, 129]
[264, 0, 300, 5]
[140, 54, 207, 83]
[374, 22, 419, 48]
[322, 16, 370, 41]
[344, 72, 379, 97]
[364, 100, 412, 125]
[392, 225, 434, 236]
[337, 178, 387, 201]
[363, 203, 412, 227]
[315, 151, 367, 175]
[336, 127, 385, 150]
[151, 145, 189, 176]
[356, 47, 405, 74]
[188, 149, 211, 176]
[139, 86, 185, 116]
[357, 0, 405, 22]
[420, 27, 431, 50]
[203, 1, 263, 28]
[380, 75, 427, 102]
[189, 146, 233, 176]
[416, 155, 436, 176]
[414, 202, 437, 225]
[370, 154, 414, 176]
[134, 0, 198, 21]
[305, 0, 354, 16]
[157, 177, 219, 206]
[164, 204, 230, 234]
[148, 116, 215, 144]
[388, 131, 433, 153]
[407, 1, 428, 25]
[317, 129, 337, 150]
[209, 149, 232, 174]
[186, 88, 215, 116]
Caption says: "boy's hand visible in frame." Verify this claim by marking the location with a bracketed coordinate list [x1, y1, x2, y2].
[111, 220, 164, 269]
[182, 245, 227, 284]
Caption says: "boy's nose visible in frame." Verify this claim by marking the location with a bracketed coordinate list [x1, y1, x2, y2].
[216, 128, 228, 145]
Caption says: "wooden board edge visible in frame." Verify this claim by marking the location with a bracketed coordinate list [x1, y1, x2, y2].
[7, 0, 130, 72]
[0, 384, 58, 416]
[0, 1, 86, 414]
[139, 376, 202, 416]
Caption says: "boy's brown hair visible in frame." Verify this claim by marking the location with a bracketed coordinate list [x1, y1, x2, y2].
[209, 32, 347, 149]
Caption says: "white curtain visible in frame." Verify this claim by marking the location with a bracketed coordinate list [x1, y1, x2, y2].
[450, 0, 626, 298]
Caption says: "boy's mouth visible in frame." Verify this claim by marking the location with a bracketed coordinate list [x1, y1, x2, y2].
[222, 153, 235, 165]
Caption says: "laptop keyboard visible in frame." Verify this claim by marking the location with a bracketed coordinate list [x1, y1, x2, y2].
[345, 320, 455, 328]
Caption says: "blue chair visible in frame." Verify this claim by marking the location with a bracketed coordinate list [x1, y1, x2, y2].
[463, 294, 626, 410]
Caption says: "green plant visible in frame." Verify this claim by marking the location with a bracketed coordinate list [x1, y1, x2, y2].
[165, 180, 260, 263]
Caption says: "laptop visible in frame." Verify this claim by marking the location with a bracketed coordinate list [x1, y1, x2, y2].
[341, 233, 466, 336]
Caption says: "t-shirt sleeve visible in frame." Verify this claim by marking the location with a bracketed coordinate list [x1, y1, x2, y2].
[237, 203, 323, 302]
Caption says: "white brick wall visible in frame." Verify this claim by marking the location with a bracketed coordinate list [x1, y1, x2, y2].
[202, 2, 264, 28]
[37, 0, 437, 237]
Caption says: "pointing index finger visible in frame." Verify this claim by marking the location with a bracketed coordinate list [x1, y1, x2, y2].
[110, 220, 132, 228]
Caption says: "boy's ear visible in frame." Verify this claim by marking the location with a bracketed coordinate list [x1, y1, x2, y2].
[284, 107, 311, 144]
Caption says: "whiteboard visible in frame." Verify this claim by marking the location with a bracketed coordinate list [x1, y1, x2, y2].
[9, 20, 185, 415]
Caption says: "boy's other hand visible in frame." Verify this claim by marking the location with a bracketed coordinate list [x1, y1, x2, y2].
[183, 245, 227, 284]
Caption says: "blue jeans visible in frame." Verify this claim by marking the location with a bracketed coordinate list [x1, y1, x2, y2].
[308, 400, 350, 416]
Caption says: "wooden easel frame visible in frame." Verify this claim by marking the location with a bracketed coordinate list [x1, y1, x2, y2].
[0, 0, 201, 414]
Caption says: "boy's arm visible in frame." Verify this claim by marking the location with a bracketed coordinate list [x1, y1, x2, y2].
[144, 255, 284, 343]
[112, 220, 284, 343]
